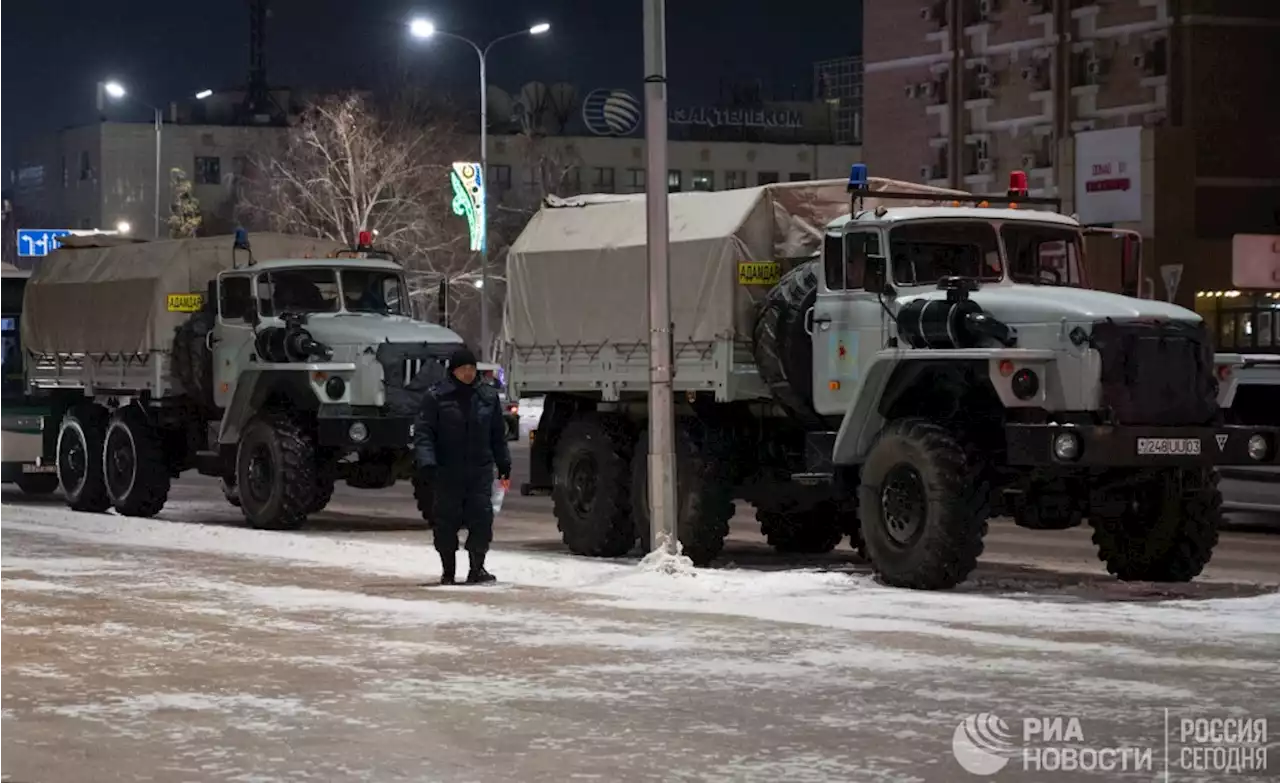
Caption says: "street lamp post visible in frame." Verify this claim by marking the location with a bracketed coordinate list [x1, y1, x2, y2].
[102, 81, 163, 238]
[407, 18, 551, 361]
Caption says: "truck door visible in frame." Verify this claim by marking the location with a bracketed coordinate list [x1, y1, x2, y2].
[212, 273, 257, 409]
[811, 228, 887, 417]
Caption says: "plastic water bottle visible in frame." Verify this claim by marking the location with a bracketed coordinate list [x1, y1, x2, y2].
[491, 478, 507, 515]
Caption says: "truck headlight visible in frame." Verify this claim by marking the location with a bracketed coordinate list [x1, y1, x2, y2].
[1053, 431, 1081, 461]
[348, 422, 369, 443]
[1247, 434, 1271, 462]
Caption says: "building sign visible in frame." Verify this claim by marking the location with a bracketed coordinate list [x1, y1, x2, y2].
[1232, 234, 1280, 289]
[16, 229, 72, 257]
[450, 162, 486, 253]
[1074, 127, 1142, 225]
[581, 87, 807, 136]
[669, 106, 803, 130]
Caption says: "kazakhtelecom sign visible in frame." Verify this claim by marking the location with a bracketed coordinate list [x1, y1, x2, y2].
[581, 88, 804, 137]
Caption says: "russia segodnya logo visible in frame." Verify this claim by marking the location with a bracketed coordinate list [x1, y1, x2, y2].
[952, 712, 1018, 775]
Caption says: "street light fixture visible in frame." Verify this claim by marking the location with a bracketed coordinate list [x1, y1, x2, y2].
[195, 89, 214, 100]
[101, 79, 162, 239]
[406, 16, 551, 360]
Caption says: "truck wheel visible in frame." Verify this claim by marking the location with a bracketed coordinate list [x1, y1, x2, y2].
[752, 260, 822, 426]
[236, 415, 316, 530]
[102, 407, 171, 518]
[221, 477, 242, 507]
[307, 458, 337, 515]
[859, 418, 989, 590]
[757, 502, 843, 554]
[56, 405, 111, 513]
[552, 413, 636, 558]
[1089, 469, 1221, 582]
[631, 421, 735, 567]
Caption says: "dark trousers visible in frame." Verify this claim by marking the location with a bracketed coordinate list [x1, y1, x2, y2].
[432, 472, 494, 555]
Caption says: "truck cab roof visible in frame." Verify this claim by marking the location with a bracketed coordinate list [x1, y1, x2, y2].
[828, 206, 1080, 232]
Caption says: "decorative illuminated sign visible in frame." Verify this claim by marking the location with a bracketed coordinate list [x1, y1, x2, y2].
[1074, 127, 1142, 225]
[450, 162, 486, 253]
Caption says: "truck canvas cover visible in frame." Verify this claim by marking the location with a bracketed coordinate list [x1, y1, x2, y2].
[504, 178, 964, 348]
[22, 233, 344, 356]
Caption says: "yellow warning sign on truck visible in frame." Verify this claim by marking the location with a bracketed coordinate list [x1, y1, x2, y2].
[738, 262, 781, 286]
[166, 293, 205, 312]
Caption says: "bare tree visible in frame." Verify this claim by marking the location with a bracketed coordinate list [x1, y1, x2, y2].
[238, 93, 479, 310]
[167, 168, 202, 238]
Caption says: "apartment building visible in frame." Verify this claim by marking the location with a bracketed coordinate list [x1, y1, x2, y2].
[862, 0, 1280, 305]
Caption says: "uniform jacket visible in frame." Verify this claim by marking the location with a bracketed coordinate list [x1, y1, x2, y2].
[414, 376, 513, 479]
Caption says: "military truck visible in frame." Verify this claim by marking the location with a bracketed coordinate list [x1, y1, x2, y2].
[505, 170, 1280, 589]
[21, 230, 465, 529]
[3, 262, 59, 494]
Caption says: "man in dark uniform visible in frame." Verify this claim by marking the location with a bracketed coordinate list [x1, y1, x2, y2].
[414, 346, 512, 584]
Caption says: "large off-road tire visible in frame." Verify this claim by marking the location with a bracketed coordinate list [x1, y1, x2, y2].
[56, 405, 111, 513]
[15, 473, 60, 495]
[753, 260, 822, 426]
[757, 501, 843, 554]
[102, 406, 171, 518]
[173, 311, 216, 410]
[631, 421, 736, 567]
[235, 415, 316, 530]
[308, 457, 337, 515]
[221, 477, 242, 507]
[552, 413, 636, 558]
[859, 418, 990, 590]
[1088, 469, 1221, 582]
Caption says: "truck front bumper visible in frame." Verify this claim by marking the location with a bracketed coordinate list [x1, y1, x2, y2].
[317, 414, 412, 449]
[1005, 424, 1280, 467]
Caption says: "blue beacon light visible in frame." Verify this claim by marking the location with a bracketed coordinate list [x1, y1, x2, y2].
[847, 163, 869, 212]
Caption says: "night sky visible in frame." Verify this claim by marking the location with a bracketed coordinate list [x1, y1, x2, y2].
[1, 0, 862, 170]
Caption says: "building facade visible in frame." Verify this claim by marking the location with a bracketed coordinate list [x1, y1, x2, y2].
[483, 134, 865, 204]
[813, 56, 865, 145]
[13, 120, 283, 239]
[861, 0, 1280, 306]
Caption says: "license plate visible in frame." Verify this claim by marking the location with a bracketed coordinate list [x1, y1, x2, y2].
[1136, 437, 1202, 456]
[21, 463, 57, 474]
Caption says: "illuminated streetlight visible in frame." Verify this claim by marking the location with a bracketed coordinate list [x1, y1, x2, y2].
[195, 89, 213, 100]
[408, 17, 435, 39]
[116, 221, 132, 234]
[406, 15, 552, 360]
[101, 79, 162, 238]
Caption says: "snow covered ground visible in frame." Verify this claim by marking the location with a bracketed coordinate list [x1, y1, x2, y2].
[3, 502, 1278, 782]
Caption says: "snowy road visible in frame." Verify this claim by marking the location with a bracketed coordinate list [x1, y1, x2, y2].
[3, 502, 1278, 783]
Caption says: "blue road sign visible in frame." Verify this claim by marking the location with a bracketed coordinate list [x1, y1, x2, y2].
[16, 229, 72, 257]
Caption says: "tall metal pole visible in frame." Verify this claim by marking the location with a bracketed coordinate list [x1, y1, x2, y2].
[478, 50, 490, 360]
[643, 0, 678, 556]
[153, 107, 163, 238]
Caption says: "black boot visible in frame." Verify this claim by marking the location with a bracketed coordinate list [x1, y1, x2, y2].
[439, 549, 457, 585]
[466, 551, 496, 584]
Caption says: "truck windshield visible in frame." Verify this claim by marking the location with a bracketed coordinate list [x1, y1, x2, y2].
[260, 269, 340, 315]
[1002, 224, 1087, 287]
[888, 221, 1003, 286]
[341, 269, 408, 315]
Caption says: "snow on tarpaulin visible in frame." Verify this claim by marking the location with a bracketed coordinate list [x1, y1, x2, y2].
[4, 503, 1278, 653]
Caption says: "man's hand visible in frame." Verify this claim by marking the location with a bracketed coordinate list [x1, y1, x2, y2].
[497, 469, 511, 492]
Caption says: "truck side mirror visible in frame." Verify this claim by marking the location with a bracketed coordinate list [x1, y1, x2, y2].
[866, 255, 889, 295]
[1120, 234, 1142, 298]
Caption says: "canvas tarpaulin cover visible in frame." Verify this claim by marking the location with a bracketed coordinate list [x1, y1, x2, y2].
[22, 233, 344, 355]
[504, 177, 966, 348]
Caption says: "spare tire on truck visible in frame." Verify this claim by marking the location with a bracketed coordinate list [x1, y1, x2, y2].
[752, 260, 822, 426]
[173, 310, 216, 411]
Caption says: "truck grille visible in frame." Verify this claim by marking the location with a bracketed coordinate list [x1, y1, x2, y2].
[376, 342, 462, 416]
[1091, 320, 1218, 426]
